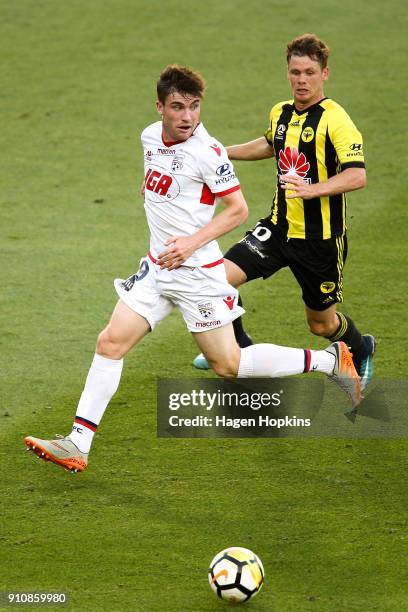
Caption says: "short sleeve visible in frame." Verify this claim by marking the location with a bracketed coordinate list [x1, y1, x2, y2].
[264, 110, 274, 146]
[328, 109, 365, 170]
[198, 140, 241, 197]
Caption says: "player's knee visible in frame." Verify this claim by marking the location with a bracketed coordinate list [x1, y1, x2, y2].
[209, 355, 240, 378]
[96, 327, 126, 360]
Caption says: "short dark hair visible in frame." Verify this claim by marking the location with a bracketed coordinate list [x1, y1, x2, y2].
[286, 34, 330, 70]
[157, 65, 206, 104]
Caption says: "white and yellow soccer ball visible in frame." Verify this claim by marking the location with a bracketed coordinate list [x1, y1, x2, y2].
[208, 546, 264, 603]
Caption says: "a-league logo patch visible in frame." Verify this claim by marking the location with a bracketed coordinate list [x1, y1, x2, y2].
[275, 124, 286, 140]
[198, 301, 215, 319]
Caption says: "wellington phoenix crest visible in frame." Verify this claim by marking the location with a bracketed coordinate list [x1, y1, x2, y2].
[278, 147, 310, 178]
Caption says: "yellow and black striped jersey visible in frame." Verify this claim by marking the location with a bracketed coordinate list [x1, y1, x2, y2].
[264, 98, 365, 240]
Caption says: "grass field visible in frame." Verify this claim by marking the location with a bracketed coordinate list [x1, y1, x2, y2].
[1, 1, 408, 610]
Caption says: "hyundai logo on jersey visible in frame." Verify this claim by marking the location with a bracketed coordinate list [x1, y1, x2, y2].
[216, 163, 231, 176]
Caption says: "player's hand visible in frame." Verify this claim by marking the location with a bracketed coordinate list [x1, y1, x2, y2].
[280, 174, 319, 199]
[157, 236, 199, 270]
[140, 179, 146, 197]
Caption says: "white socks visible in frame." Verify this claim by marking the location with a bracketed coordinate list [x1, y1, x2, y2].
[69, 354, 123, 453]
[68, 345, 335, 454]
[238, 344, 335, 377]
[308, 348, 335, 374]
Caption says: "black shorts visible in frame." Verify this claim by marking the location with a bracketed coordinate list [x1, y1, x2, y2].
[224, 217, 348, 311]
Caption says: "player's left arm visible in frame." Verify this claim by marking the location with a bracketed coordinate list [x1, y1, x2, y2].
[156, 190, 248, 270]
[281, 166, 366, 199]
[282, 107, 366, 199]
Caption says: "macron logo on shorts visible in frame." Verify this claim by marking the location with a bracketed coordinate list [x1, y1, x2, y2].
[196, 320, 221, 328]
[223, 296, 236, 310]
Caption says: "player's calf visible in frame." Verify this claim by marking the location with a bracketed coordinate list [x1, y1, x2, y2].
[209, 359, 239, 378]
[206, 348, 241, 378]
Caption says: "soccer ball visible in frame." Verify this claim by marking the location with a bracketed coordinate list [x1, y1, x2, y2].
[208, 546, 264, 603]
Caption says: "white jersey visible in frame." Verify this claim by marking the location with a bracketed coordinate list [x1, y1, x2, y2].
[141, 121, 240, 267]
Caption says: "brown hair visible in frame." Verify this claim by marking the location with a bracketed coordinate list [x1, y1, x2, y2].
[286, 34, 330, 69]
[157, 64, 206, 104]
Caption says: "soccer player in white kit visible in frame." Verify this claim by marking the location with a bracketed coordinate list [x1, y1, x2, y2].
[25, 65, 362, 472]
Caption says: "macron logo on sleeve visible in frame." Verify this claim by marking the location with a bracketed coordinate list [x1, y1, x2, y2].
[210, 143, 221, 156]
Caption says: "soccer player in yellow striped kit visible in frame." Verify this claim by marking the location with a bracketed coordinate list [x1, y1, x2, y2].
[194, 33, 375, 389]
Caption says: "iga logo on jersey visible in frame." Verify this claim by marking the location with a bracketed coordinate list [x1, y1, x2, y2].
[145, 166, 180, 202]
[278, 147, 310, 178]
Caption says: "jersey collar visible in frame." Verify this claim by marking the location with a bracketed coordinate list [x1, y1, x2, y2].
[293, 97, 328, 115]
[161, 133, 184, 147]
[161, 122, 202, 147]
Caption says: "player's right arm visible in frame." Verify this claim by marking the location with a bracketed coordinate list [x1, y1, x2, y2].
[226, 137, 274, 161]
[156, 189, 248, 270]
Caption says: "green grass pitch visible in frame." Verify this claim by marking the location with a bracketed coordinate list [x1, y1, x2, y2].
[1, 0, 408, 610]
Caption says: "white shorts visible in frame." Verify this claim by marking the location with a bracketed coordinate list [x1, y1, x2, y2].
[114, 256, 244, 333]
